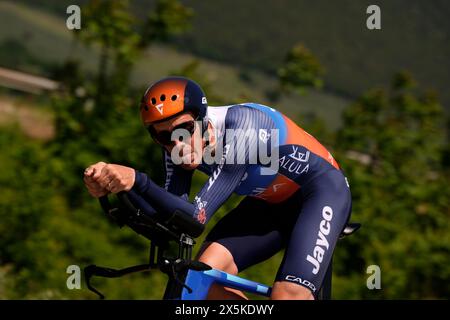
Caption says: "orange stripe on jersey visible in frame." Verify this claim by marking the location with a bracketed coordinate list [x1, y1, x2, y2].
[252, 174, 300, 203]
[282, 115, 340, 170]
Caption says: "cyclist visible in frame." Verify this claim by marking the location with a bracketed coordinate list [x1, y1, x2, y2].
[83, 76, 352, 300]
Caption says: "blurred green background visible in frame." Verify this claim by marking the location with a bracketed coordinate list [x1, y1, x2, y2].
[0, 0, 448, 299]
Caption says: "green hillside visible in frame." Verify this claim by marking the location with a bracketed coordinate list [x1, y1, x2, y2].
[0, 1, 349, 129]
[12, 0, 450, 110]
[177, 0, 450, 110]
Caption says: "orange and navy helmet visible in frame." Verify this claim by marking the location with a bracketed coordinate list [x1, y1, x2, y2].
[140, 76, 208, 127]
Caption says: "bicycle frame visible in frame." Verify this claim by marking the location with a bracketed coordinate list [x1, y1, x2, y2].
[181, 269, 271, 300]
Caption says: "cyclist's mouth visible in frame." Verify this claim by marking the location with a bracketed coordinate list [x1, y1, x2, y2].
[181, 152, 195, 164]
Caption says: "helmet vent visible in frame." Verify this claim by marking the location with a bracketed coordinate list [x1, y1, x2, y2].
[151, 97, 156, 105]
[171, 95, 177, 101]
[160, 94, 166, 101]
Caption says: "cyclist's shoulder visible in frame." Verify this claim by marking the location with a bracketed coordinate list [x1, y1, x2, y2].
[210, 102, 282, 129]
[226, 102, 279, 113]
[208, 102, 278, 115]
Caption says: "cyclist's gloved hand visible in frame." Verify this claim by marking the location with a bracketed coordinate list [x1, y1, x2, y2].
[84, 162, 136, 197]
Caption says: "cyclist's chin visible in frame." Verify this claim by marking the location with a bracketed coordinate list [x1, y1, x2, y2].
[180, 152, 201, 170]
[180, 162, 199, 170]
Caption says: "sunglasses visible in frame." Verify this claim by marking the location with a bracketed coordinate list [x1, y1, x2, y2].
[148, 120, 196, 146]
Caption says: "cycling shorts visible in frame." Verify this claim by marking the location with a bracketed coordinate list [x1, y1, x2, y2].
[205, 169, 352, 296]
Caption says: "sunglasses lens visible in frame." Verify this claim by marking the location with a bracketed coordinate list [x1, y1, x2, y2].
[149, 121, 196, 146]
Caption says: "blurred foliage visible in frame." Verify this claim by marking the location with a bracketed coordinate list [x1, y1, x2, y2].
[333, 71, 449, 299]
[0, 39, 49, 72]
[169, 60, 226, 105]
[74, 0, 140, 103]
[278, 44, 325, 95]
[0, 1, 448, 300]
[141, 0, 194, 46]
[0, 0, 194, 299]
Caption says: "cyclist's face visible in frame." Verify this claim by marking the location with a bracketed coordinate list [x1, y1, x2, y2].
[151, 113, 203, 170]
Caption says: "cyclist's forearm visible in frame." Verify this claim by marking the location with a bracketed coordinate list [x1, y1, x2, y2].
[126, 189, 158, 216]
[132, 171, 196, 218]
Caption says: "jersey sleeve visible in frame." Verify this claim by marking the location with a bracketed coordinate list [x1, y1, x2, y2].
[191, 157, 247, 224]
[132, 158, 248, 226]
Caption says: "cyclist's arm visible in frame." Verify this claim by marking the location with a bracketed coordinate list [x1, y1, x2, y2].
[125, 149, 193, 218]
[132, 161, 247, 225]
[126, 189, 157, 216]
[190, 162, 248, 224]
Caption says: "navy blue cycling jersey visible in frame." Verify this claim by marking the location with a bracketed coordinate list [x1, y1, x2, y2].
[133, 103, 343, 224]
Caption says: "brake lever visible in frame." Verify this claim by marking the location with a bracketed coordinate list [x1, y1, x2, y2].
[84, 265, 107, 299]
[84, 264, 152, 299]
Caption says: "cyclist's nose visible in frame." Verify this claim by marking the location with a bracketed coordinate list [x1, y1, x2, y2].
[167, 140, 189, 155]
